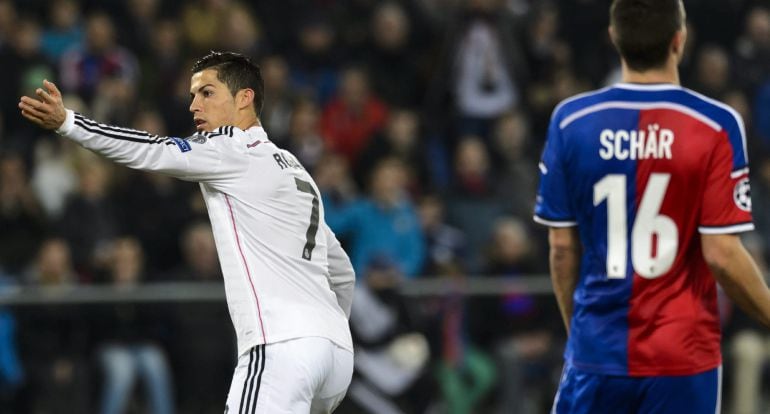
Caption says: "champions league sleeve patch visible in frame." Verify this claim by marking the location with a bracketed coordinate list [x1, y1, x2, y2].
[170, 137, 192, 153]
[734, 177, 751, 212]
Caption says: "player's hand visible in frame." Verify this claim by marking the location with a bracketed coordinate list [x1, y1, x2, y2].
[18, 80, 67, 130]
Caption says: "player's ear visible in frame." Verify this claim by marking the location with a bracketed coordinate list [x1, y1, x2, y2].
[671, 27, 687, 60]
[236, 88, 255, 111]
[608, 25, 618, 48]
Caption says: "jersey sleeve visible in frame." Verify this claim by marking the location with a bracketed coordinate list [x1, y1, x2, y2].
[534, 112, 577, 227]
[56, 109, 248, 184]
[323, 222, 355, 318]
[698, 123, 754, 234]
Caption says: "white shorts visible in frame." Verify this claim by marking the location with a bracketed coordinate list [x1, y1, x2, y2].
[225, 337, 354, 414]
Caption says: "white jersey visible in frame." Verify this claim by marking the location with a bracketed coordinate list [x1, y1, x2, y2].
[57, 110, 355, 356]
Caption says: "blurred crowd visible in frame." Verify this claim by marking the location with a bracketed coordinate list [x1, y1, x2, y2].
[1, 0, 769, 412]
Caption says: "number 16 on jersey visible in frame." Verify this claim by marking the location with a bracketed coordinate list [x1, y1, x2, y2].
[593, 173, 679, 280]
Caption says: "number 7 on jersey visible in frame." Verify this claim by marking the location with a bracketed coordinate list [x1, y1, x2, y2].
[295, 178, 320, 260]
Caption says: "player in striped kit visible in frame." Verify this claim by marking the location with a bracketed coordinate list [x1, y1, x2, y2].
[534, 0, 770, 412]
[19, 52, 354, 414]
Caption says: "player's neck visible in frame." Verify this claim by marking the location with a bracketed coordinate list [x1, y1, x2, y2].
[620, 60, 680, 86]
[236, 113, 261, 130]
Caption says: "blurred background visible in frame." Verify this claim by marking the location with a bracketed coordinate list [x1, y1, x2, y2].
[0, 0, 769, 413]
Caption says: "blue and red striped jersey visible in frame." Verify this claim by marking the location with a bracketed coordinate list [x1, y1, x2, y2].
[534, 83, 752, 376]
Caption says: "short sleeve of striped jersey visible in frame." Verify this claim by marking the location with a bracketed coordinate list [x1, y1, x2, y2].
[534, 112, 577, 227]
[698, 121, 754, 234]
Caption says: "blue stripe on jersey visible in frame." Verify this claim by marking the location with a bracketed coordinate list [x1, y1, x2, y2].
[560, 104, 639, 374]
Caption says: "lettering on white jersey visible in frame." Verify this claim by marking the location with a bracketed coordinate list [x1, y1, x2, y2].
[598, 124, 674, 160]
[272, 151, 304, 170]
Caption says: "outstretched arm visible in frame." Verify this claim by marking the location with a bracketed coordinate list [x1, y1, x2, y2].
[549, 226, 581, 335]
[703, 233, 770, 329]
[19, 80, 247, 183]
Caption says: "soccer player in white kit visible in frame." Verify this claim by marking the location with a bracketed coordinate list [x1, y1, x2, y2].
[19, 51, 355, 414]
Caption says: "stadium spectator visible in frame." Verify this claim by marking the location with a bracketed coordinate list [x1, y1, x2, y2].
[0, 153, 46, 277]
[217, 4, 264, 59]
[57, 157, 119, 278]
[313, 152, 358, 207]
[364, 2, 425, 108]
[426, 0, 529, 141]
[0, 274, 23, 406]
[689, 44, 732, 99]
[260, 54, 297, 142]
[756, 78, 770, 147]
[734, 6, 770, 93]
[524, 4, 567, 80]
[484, 218, 540, 279]
[59, 12, 138, 104]
[479, 217, 560, 413]
[25, 237, 79, 286]
[118, 0, 162, 57]
[445, 136, 506, 272]
[473, 217, 544, 345]
[116, 167, 194, 274]
[321, 66, 389, 166]
[434, 271, 496, 414]
[40, 0, 83, 62]
[557, 0, 614, 86]
[354, 109, 429, 193]
[0, 17, 55, 140]
[490, 110, 539, 221]
[94, 237, 175, 414]
[30, 138, 78, 219]
[325, 157, 425, 279]
[180, 0, 233, 54]
[21, 238, 90, 413]
[137, 19, 185, 106]
[91, 76, 139, 127]
[531, 67, 591, 140]
[288, 12, 341, 105]
[343, 264, 434, 414]
[170, 222, 220, 282]
[282, 98, 325, 173]
[417, 193, 467, 276]
[728, 323, 770, 414]
[0, 0, 15, 47]
[169, 222, 233, 413]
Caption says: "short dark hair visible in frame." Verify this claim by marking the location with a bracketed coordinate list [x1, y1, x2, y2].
[192, 51, 264, 116]
[610, 0, 685, 71]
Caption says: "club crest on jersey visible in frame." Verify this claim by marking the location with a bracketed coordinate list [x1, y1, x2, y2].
[170, 137, 192, 153]
[186, 133, 208, 144]
[734, 177, 751, 212]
